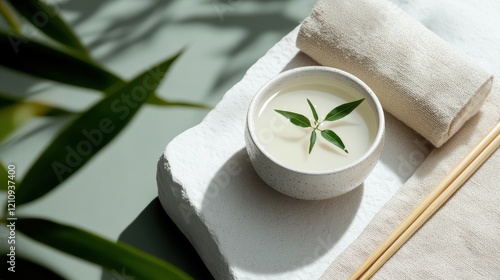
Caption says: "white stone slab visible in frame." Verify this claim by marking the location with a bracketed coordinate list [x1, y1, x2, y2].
[157, 27, 431, 280]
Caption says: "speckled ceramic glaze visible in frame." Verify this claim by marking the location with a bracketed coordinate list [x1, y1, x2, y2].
[245, 66, 385, 200]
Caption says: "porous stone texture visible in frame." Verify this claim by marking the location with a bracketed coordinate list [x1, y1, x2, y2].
[157, 27, 430, 280]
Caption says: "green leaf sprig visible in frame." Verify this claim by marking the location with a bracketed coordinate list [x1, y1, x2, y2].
[275, 98, 365, 154]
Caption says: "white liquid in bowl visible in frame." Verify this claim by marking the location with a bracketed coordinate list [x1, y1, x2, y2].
[254, 77, 377, 171]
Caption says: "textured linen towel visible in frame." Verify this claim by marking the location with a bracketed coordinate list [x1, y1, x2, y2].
[296, 0, 493, 147]
[297, 0, 499, 278]
[320, 83, 500, 279]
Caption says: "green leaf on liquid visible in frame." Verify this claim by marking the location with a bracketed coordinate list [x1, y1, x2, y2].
[274, 98, 364, 155]
[325, 98, 365, 122]
[309, 130, 316, 154]
[274, 110, 311, 128]
[321, 130, 348, 153]
[307, 98, 318, 122]
[0, 98, 73, 143]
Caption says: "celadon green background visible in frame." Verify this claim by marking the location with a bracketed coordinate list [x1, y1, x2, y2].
[0, 0, 315, 279]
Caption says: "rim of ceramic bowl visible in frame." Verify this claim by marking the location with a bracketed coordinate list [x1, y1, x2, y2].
[247, 66, 385, 175]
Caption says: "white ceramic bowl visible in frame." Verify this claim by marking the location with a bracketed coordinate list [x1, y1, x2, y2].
[245, 66, 385, 200]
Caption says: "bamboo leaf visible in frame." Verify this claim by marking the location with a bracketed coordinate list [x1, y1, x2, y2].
[307, 98, 318, 122]
[0, 92, 73, 116]
[0, 104, 31, 143]
[325, 98, 365, 122]
[0, 92, 74, 117]
[7, 0, 89, 57]
[0, 0, 21, 34]
[321, 129, 348, 153]
[274, 109, 311, 128]
[0, 255, 65, 279]
[17, 218, 193, 280]
[0, 31, 119, 90]
[0, 91, 18, 109]
[0, 0, 22, 34]
[0, 96, 73, 142]
[16, 52, 181, 205]
[0, 32, 207, 108]
[309, 130, 316, 154]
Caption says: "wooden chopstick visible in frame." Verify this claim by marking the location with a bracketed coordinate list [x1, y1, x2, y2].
[350, 120, 500, 280]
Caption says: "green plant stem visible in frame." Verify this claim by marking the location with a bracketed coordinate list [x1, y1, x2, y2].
[0, 0, 22, 34]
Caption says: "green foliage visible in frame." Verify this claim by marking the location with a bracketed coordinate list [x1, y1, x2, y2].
[7, 0, 89, 56]
[0, 0, 21, 34]
[16, 53, 181, 205]
[0, 1, 206, 278]
[0, 32, 207, 108]
[307, 98, 318, 122]
[309, 130, 316, 154]
[321, 129, 347, 153]
[325, 98, 365, 122]
[18, 218, 193, 280]
[274, 110, 311, 127]
[0, 92, 73, 142]
[275, 98, 364, 154]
